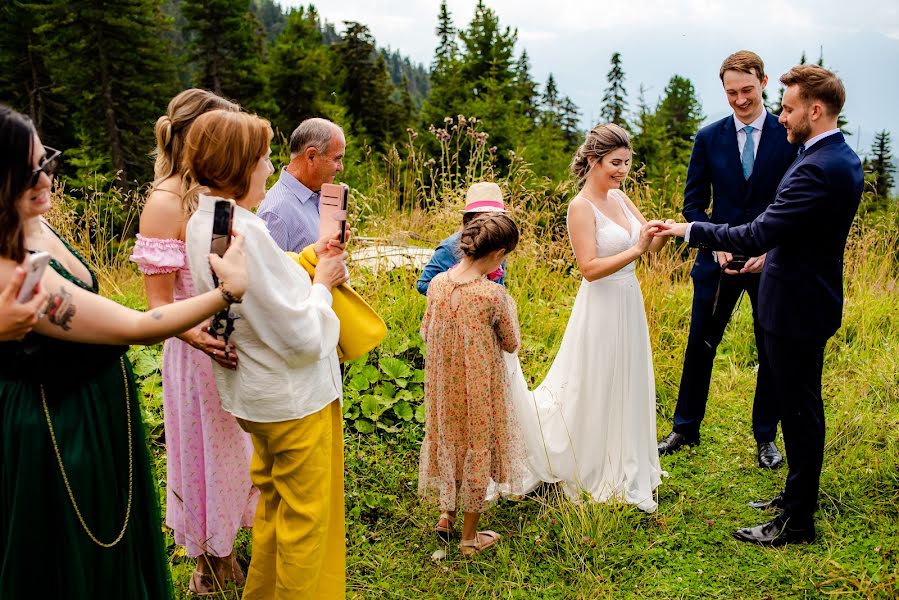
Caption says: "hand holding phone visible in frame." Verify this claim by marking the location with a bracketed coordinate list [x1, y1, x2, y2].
[16, 251, 51, 303]
[724, 256, 748, 272]
[319, 183, 348, 244]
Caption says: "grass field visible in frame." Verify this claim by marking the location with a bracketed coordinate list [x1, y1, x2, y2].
[48, 164, 898, 598]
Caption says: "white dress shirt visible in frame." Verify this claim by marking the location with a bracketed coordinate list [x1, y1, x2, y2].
[186, 194, 342, 423]
[734, 110, 767, 160]
[802, 128, 841, 151]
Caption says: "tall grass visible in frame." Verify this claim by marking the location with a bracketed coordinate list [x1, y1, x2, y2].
[45, 119, 898, 598]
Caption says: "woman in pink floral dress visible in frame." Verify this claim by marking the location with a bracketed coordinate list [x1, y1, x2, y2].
[418, 213, 529, 556]
[131, 89, 257, 593]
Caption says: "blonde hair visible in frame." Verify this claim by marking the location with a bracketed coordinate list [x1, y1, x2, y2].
[719, 50, 766, 82]
[459, 213, 519, 259]
[181, 110, 273, 209]
[570, 123, 631, 185]
[152, 89, 239, 212]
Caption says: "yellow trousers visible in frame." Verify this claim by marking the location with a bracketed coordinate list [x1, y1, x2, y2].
[238, 400, 345, 600]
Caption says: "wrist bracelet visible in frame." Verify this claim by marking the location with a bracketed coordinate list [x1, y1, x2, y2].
[218, 283, 242, 305]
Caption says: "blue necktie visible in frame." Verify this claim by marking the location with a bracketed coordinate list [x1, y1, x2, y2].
[741, 125, 755, 180]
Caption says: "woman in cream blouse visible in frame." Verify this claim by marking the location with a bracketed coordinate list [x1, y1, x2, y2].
[183, 109, 349, 600]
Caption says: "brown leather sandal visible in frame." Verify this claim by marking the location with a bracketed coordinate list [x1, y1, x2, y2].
[460, 530, 501, 556]
[188, 568, 224, 595]
[435, 512, 457, 540]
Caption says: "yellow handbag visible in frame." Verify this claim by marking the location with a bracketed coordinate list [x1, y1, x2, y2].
[286, 246, 387, 363]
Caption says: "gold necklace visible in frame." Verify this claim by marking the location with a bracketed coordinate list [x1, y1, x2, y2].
[40, 357, 133, 547]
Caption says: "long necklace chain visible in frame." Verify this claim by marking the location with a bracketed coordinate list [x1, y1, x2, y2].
[40, 358, 133, 548]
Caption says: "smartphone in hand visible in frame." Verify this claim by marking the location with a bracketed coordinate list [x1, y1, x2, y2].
[16, 251, 51, 303]
[725, 256, 748, 271]
[319, 183, 348, 244]
[210, 199, 235, 285]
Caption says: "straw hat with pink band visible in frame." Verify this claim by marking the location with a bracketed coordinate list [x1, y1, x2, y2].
[462, 181, 507, 214]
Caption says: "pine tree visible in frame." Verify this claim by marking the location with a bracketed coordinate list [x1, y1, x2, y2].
[0, 1, 73, 150]
[656, 75, 704, 158]
[267, 6, 334, 134]
[181, 0, 270, 113]
[631, 84, 662, 180]
[421, 0, 462, 127]
[600, 52, 628, 127]
[513, 50, 539, 123]
[458, 0, 517, 88]
[335, 21, 404, 148]
[540, 74, 561, 127]
[36, 0, 179, 186]
[866, 130, 896, 198]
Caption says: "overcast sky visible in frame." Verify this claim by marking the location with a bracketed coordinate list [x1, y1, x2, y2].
[286, 0, 899, 156]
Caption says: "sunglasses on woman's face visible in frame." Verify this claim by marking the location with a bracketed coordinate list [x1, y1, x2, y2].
[30, 147, 61, 188]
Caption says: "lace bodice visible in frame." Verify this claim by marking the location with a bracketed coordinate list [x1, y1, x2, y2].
[576, 190, 640, 280]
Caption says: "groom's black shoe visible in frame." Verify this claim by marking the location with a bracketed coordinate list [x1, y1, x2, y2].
[757, 441, 784, 469]
[657, 431, 699, 455]
[733, 518, 815, 546]
[747, 493, 785, 510]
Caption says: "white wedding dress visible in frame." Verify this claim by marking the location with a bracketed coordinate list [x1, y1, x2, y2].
[506, 190, 665, 512]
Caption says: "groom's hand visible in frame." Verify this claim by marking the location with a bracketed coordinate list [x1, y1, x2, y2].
[654, 221, 689, 238]
[741, 253, 766, 273]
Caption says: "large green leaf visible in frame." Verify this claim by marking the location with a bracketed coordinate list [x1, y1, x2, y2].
[348, 373, 370, 392]
[394, 400, 413, 421]
[375, 381, 396, 399]
[361, 364, 380, 384]
[354, 419, 375, 434]
[379, 356, 413, 380]
[394, 389, 415, 402]
[360, 394, 381, 419]
[378, 394, 398, 409]
[411, 369, 425, 383]
[414, 402, 426, 423]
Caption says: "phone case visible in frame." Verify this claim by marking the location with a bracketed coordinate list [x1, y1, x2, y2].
[319, 183, 348, 243]
[16, 251, 51, 303]
[210, 199, 235, 258]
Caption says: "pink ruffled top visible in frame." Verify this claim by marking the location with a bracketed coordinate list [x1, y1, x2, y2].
[130, 234, 195, 301]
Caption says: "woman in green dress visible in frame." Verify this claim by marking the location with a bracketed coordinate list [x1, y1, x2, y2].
[0, 105, 249, 599]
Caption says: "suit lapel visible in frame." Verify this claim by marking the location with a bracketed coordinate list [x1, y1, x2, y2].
[718, 117, 745, 191]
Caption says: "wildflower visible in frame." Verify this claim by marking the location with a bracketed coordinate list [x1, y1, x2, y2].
[706, 519, 713, 526]
[444, 116, 453, 124]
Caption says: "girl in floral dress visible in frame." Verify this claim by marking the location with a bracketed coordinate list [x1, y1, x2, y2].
[418, 213, 529, 555]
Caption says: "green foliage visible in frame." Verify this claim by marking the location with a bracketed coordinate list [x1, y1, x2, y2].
[29, 0, 178, 186]
[341, 336, 426, 435]
[335, 22, 412, 150]
[181, 0, 272, 114]
[601, 52, 628, 127]
[864, 130, 896, 201]
[266, 5, 334, 133]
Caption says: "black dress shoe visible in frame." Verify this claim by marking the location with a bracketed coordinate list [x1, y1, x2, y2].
[733, 518, 815, 546]
[747, 493, 785, 510]
[757, 441, 784, 469]
[657, 431, 700, 455]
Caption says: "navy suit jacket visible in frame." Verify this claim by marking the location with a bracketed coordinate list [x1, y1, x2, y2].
[689, 133, 864, 343]
[683, 112, 797, 279]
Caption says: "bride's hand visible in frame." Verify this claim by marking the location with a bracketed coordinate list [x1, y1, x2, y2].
[636, 220, 664, 253]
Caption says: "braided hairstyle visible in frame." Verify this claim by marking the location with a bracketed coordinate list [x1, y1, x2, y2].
[570, 123, 631, 186]
[458, 213, 519, 260]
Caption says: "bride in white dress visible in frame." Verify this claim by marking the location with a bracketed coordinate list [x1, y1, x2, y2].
[506, 124, 669, 512]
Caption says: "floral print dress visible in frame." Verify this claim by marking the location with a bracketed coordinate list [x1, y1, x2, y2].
[418, 272, 529, 513]
[131, 235, 257, 558]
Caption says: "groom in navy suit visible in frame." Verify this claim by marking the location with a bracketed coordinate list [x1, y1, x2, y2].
[658, 65, 864, 545]
[658, 51, 797, 468]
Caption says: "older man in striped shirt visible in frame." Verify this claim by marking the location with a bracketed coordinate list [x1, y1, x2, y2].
[258, 118, 346, 252]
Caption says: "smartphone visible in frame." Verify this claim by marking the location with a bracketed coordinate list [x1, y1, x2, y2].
[16, 251, 51, 303]
[725, 256, 748, 271]
[210, 199, 235, 258]
[319, 183, 348, 244]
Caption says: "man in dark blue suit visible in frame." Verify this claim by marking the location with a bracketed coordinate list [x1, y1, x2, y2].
[658, 65, 864, 545]
[658, 51, 797, 468]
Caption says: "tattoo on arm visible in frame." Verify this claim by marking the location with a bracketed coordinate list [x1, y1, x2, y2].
[45, 286, 76, 331]
[150, 309, 164, 321]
